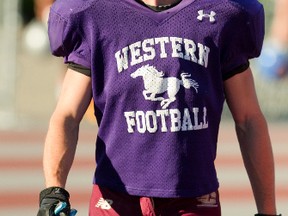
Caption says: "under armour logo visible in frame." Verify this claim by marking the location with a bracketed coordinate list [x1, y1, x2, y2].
[95, 198, 113, 210]
[197, 10, 216, 23]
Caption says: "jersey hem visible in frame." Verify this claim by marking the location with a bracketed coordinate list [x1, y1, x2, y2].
[94, 180, 219, 198]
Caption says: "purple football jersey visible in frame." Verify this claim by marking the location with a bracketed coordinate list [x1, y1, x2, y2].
[48, 0, 264, 198]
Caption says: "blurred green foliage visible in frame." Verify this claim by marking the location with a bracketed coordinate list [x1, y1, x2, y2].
[19, 0, 35, 25]
[259, 0, 275, 33]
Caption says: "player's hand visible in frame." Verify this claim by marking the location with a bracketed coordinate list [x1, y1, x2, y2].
[37, 187, 77, 216]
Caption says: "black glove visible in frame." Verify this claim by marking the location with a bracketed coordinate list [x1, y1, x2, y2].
[37, 187, 77, 216]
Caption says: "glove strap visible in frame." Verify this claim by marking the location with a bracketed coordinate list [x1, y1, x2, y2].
[39, 187, 70, 202]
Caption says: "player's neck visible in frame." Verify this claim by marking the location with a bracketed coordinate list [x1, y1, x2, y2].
[141, 0, 181, 7]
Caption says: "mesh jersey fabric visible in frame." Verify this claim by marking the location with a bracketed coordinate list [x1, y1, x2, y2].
[48, 0, 264, 198]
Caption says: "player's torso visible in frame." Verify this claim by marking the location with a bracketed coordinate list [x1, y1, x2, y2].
[87, 1, 225, 197]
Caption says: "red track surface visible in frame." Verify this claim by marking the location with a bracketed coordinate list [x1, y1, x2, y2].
[0, 123, 287, 214]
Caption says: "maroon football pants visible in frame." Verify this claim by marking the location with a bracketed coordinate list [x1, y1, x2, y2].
[89, 185, 221, 216]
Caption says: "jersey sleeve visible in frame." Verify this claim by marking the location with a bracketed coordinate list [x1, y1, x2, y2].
[220, 1, 265, 80]
[47, 5, 91, 68]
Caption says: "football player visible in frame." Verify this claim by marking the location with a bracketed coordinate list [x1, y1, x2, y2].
[37, 0, 280, 215]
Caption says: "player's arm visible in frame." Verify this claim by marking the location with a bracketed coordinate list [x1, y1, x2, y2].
[43, 68, 92, 188]
[224, 67, 277, 215]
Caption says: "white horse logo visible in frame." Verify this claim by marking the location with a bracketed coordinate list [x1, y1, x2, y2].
[130, 65, 199, 109]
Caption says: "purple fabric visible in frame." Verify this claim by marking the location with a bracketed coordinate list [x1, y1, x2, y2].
[48, 0, 264, 198]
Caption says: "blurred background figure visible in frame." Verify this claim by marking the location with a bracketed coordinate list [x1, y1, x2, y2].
[257, 0, 288, 80]
[20, 0, 95, 124]
[21, 0, 53, 54]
